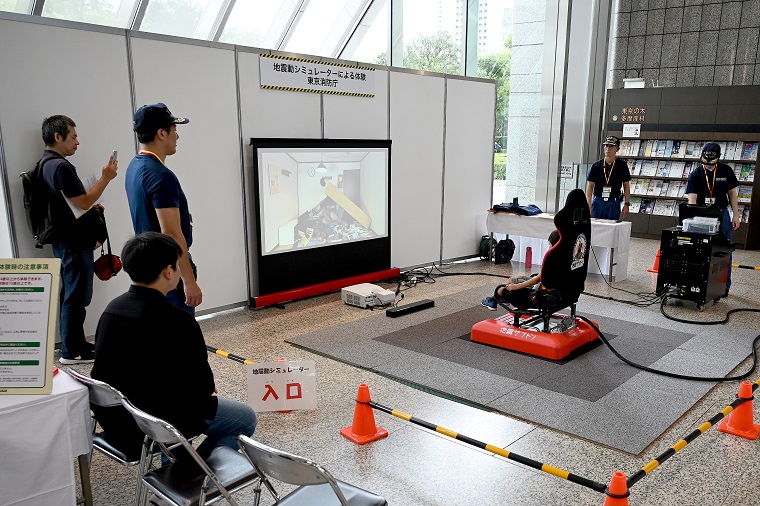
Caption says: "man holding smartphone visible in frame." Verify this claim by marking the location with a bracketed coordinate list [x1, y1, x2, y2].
[125, 103, 202, 314]
[40, 115, 118, 364]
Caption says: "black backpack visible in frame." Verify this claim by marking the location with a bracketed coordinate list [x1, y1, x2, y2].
[493, 238, 515, 264]
[20, 153, 63, 248]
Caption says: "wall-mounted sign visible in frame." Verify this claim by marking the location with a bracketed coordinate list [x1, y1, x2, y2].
[620, 107, 646, 122]
[560, 163, 574, 179]
[259, 54, 375, 98]
[0, 259, 60, 395]
[623, 124, 641, 138]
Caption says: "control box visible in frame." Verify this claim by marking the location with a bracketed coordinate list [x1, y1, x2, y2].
[341, 283, 396, 308]
[656, 227, 731, 309]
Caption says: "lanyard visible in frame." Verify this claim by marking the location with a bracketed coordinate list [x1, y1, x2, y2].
[603, 161, 614, 185]
[703, 166, 716, 199]
[139, 150, 168, 168]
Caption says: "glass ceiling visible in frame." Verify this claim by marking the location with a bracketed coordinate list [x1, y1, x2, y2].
[0, 0, 514, 78]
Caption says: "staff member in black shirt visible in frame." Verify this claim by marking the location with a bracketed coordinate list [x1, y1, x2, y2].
[685, 142, 740, 297]
[586, 136, 632, 220]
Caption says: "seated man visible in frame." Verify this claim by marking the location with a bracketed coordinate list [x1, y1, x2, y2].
[91, 232, 256, 455]
[481, 230, 560, 310]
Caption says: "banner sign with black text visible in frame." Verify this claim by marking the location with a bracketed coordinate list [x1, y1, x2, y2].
[259, 54, 375, 98]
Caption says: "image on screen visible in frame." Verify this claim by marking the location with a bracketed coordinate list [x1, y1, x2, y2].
[254, 144, 389, 256]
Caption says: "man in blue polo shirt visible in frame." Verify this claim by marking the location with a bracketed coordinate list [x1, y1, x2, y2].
[685, 142, 740, 297]
[125, 103, 202, 314]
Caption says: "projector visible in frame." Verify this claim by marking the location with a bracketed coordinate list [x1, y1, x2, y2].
[341, 283, 396, 308]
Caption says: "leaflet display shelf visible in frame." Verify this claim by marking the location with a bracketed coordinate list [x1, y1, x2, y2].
[604, 86, 760, 249]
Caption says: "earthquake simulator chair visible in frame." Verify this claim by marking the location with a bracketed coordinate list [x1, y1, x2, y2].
[499, 188, 592, 331]
[121, 398, 258, 506]
[237, 435, 387, 506]
[471, 189, 598, 360]
[65, 369, 149, 506]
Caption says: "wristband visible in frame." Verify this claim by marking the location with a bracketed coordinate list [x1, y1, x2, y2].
[624, 202, 630, 206]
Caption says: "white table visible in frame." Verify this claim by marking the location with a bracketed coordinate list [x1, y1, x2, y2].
[0, 371, 93, 506]
[486, 212, 632, 282]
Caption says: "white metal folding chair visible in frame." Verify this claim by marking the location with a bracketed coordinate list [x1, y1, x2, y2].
[66, 368, 155, 506]
[121, 397, 258, 506]
[237, 435, 387, 506]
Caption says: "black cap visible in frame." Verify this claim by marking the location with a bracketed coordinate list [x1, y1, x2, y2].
[133, 103, 189, 135]
[603, 135, 620, 147]
[700, 142, 720, 164]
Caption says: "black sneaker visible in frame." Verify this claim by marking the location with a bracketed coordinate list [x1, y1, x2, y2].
[59, 350, 95, 365]
[83, 341, 95, 353]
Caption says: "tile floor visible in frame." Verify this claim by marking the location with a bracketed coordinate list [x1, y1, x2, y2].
[70, 236, 760, 505]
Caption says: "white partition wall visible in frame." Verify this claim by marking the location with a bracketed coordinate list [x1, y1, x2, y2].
[323, 70, 389, 140]
[0, 18, 137, 336]
[238, 50, 323, 139]
[442, 78, 496, 260]
[389, 72, 446, 268]
[130, 35, 247, 312]
[0, 14, 496, 317]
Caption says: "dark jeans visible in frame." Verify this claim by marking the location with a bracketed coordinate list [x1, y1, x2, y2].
[591, 196, 622, 220]
[721, 207, 733, 290]
[52, 242, 93, 358]
[494, 284, 534, 309]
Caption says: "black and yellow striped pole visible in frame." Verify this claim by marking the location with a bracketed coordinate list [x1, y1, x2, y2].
[627, 378, 760, 488]
[362, 399, 608, 494]
[206, 345, 255, 365]
[732, 263, 760, 271]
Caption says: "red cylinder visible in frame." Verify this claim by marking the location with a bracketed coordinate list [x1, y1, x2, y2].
[525, 246, 532, 273]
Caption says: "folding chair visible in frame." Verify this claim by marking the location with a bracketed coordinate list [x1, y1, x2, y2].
[66, 368, 154, 506]
[121, 397, 258, 506]
[237, 435, 387, 506]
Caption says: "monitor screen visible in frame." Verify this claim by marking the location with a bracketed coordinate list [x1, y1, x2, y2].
[249, 138, 392, 296]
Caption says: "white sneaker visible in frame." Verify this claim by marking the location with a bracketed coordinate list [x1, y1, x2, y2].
[59, 352, 95, 364]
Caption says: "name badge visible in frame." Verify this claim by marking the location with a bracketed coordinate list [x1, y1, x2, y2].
[602, 186, 612, 201]
[705, 197, 715, 205]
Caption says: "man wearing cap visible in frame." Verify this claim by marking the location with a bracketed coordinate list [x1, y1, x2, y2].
[125, 103, 202, 314]
[685, 142, 740, 297]
[586, 135, 632, 220]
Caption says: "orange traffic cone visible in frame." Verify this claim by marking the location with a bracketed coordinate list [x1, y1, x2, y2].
[603, 471, 629, 505]
[718, 381, 760, 440]
[647, 249, 660, 273]
[340, 384, 389, 444]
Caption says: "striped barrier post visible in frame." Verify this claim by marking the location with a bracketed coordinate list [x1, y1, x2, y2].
[206, 345, 256, 365]
[732, 263, 760, 271]
[361, 398, 608, 495]
[627, 379, 760, 488]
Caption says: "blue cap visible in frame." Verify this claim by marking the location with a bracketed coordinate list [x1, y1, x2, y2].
[700, 142, 720, 164]
[133, 103, 189, 134]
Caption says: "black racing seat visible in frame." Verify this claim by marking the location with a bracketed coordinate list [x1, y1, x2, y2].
[499, 188, 591, 331]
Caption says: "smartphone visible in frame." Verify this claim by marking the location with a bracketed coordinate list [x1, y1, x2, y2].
[111, 150, 118, 161]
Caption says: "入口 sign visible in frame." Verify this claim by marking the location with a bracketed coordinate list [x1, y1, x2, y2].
[246, 360, 317, 412]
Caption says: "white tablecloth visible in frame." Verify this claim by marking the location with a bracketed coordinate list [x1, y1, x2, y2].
[0, 372, 93, 506]
[486, 212, 632, 281]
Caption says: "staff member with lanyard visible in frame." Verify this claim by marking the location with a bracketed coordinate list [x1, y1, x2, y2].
[586, 135, 632, 220]
[685, 142, 740, 297]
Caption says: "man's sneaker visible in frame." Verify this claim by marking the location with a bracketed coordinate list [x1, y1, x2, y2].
[59, 350, 95, 365]
[83, 341, 95, 353]
[481, 296, 497, 310]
